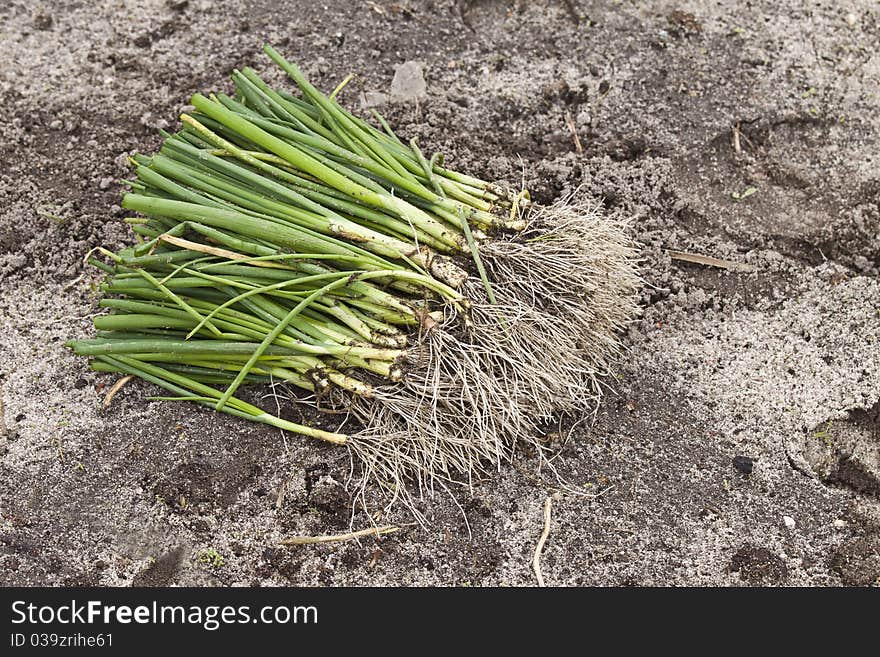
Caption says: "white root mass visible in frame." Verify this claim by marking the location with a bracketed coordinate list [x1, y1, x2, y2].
[344, 194, 640, 512]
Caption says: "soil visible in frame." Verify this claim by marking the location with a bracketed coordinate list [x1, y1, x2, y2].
[1, 0, 879, 586]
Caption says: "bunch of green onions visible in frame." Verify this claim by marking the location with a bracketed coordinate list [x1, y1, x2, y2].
[67, 45, 531, 447]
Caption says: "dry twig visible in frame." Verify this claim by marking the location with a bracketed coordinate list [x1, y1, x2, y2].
[533, 496, 553, 587]
[0, 381, 7, 448]
[668, 250, 756, 272]
[103, 375, 134, 408]
[564, 110, 584, 154]
[275, 478, 287, 509]
[280, 525, 399, 546]
[159, 233, 287, 268]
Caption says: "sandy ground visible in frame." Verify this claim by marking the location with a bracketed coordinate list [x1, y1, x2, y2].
[1, 0, 879, 586]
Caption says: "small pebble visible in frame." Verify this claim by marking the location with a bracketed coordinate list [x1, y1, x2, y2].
[99, 177, 113, 191]
[783, 515, 796, 529]
[390, 61, 427, 100]
[732, 455, 754, 474]
[833, 519, 846, 529]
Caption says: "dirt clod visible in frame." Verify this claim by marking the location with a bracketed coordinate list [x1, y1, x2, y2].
[729, 546, 789, 584]
[132, 546, 187, 587]
[733, 455, 755, 475]
[830, 535, 880, 587]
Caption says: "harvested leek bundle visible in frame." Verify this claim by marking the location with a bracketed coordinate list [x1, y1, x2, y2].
[68, 45, 639, 507]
